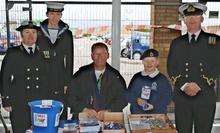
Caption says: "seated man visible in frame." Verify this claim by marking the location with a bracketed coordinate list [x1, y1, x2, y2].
[68, 42, 126, 120]
[127, 49, 172, 114]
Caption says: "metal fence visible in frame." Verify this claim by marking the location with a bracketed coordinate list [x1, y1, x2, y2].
[0, 1, 152, 84]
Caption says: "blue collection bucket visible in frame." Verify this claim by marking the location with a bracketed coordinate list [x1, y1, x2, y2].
[28, 100, 63, 133]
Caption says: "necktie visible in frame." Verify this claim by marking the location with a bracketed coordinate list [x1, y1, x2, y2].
[97, 73, 103, 91]
[190, 34, 196, 44]
[28, 47, 33, 55]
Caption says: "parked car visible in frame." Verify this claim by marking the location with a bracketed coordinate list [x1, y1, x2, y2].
[0, 32, 20, 54]
[121, 35, 149, 60]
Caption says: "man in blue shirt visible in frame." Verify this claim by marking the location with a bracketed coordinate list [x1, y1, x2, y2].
[127, 49, 172, 114]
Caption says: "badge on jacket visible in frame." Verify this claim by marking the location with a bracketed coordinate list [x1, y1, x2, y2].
[43, 51, 50, 59]
[208, 36, 216, 45]
[151, 82, 158, 91]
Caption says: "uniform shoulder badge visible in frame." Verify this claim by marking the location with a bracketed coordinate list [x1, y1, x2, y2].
[43, 51, 50, 59]
[208, 36, 216, 45]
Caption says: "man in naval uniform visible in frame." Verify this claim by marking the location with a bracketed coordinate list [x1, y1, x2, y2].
[37, 2, 73, 119]
[68, 42, 127, 120]
[167, 3, 220, 133]
[0, 21, 48, 133]
[127, 49, 172, 114]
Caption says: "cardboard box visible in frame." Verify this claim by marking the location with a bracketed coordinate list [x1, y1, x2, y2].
[128, 114, 176, 133]
[102, 112, 125, 133]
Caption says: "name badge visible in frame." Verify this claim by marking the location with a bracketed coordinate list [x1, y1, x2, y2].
[141, 86, 151, 100]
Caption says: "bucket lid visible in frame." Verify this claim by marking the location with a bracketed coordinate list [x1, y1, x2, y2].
[28, 100, 63, 109]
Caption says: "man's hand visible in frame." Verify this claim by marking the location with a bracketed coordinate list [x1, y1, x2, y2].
[184, 82, 201, 96]
[97, 110, 109, 121]
[3, 106, 12, 112]
[82, 108, 97, 118]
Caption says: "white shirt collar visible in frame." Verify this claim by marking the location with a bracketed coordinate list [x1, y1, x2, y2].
[188, 30, 201, 42]
[141, 68, 159, 78]
[48, 28, 59, 44]
[22, 43, 36, 54]
[95, 68, 105, 80]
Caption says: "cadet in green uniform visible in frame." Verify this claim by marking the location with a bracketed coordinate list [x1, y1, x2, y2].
[37, 2, 73, 119]
[0, 21, 48, 133]
[167, 3, 220, 133]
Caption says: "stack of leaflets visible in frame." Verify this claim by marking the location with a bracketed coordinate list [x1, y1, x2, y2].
[79, 117, 101, 133]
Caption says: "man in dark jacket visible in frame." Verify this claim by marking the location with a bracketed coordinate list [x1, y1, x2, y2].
[68, 42, 126, 120]
[37, 2, 73, 119]
[0, 21, 48, 133]
[167, 3, 220, 133]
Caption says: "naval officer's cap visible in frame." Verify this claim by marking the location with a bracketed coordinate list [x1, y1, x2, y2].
[141, 49, 159, 60]
[16, 20, 39, 32]
[179, 3, 207, 16]
[46, 2, 65, 12]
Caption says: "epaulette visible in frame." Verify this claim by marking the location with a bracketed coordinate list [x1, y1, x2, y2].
[19, 45, 24, 51]
[6, 45, 22, 53]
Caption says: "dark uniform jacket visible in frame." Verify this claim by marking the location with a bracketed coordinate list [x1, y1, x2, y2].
[37, 19, 73, 103]
[0, 45, 48, 133]
[127, 72, 172, 114]
[167, 30, 220, 104]
[68, 63, 127, 117]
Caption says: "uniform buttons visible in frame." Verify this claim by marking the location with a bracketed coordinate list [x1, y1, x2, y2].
[200, 63, 203, 66]
[27, 68, 30, 72]
[27, 86, 30, 89]
[27, 77, 30, 80]
[200, 68, 203, 72]
[36, 77, 39, 80]
[185, 63, 189, 66]
[54, 91, 58, 95]
[185, 74, 188, 78]
[185, 68, 189, 71]
[36, 68, 39, 71]
[36, 85, 39, 88]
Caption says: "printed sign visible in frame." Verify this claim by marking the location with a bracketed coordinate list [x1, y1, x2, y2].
[33, 113, 47, 127]
[42, 100, 53, 108]
[141, 86, 151, 100]
[55, 113, 60, 127]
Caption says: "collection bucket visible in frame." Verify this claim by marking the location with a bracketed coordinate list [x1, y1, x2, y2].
[28, 100, 63, 133]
